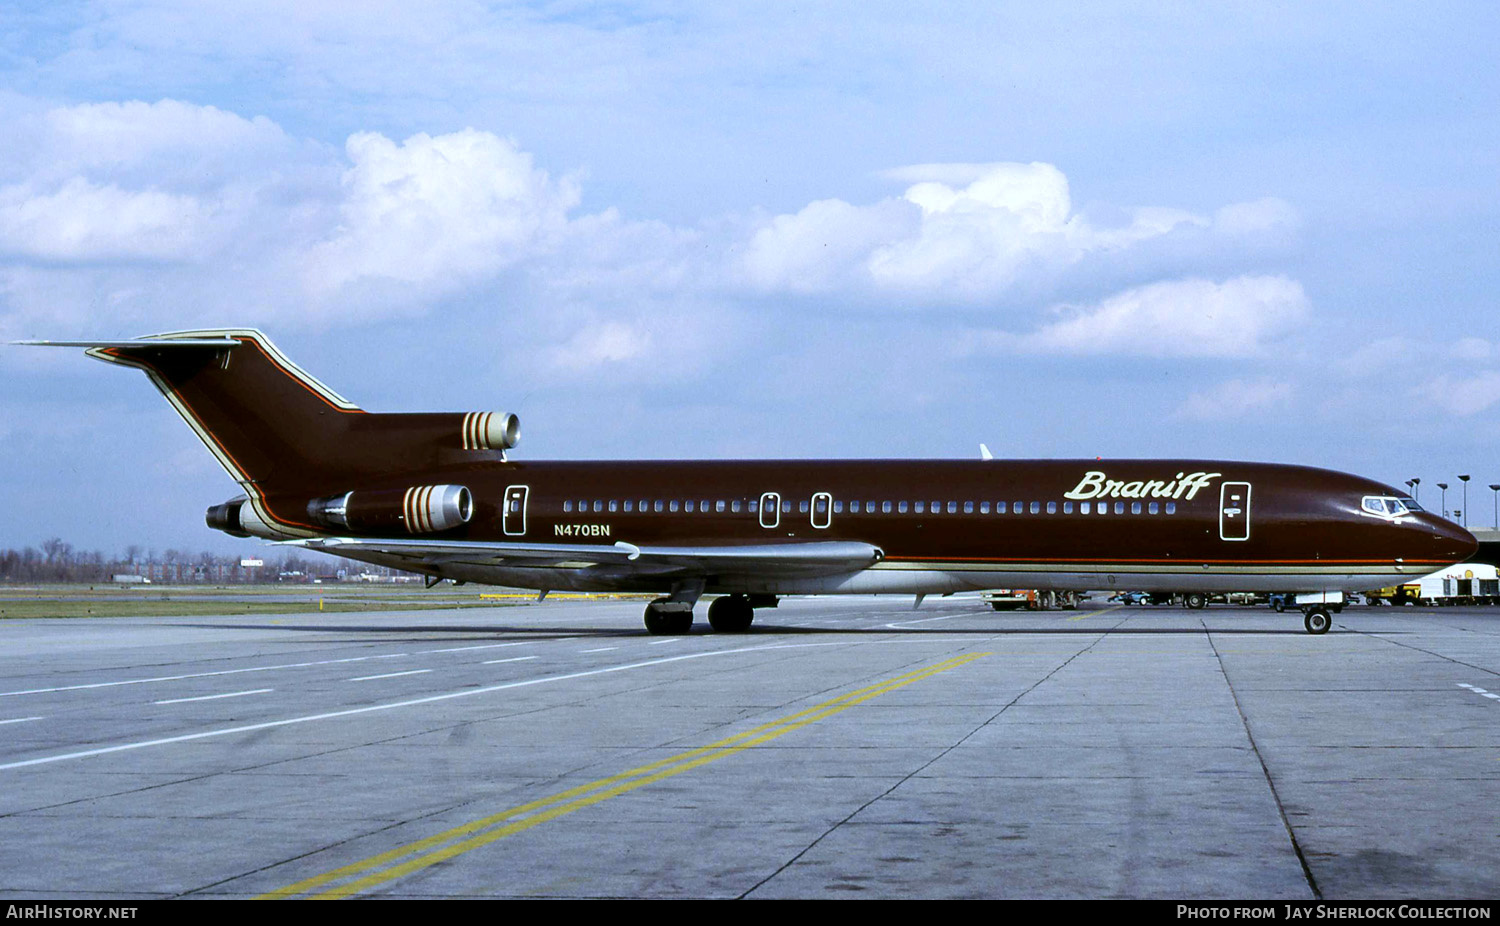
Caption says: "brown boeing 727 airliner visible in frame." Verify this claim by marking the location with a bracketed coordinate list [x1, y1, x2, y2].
[24, 329, 1476, 635]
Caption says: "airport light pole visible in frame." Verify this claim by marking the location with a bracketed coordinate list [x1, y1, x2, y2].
[1491, 484, 1499, 530]
[1410, 478, 1420, 503]
[1459, 475, 1470, 528]
[1438, 483, 1449, 519]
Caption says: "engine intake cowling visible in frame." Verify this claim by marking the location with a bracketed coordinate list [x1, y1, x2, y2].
[462, 412, 519, 452]
[307, 485, 473, 534]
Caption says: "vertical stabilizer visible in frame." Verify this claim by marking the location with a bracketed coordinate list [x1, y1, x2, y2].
[19, 329, 518, 537]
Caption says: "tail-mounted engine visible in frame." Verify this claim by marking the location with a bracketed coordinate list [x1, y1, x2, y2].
[306, 484, 474, 534]
[205, 496, 285, 540]
[462, 412, 519, 454]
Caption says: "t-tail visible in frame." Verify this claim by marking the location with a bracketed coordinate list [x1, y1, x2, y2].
[19, 329, 517, 539]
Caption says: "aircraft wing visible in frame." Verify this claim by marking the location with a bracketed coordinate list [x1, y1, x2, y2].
[289, 537, 883, 579]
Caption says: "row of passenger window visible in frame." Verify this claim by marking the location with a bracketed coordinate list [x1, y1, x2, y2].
[561, 498, 1179, 515]
[565, 499, 752, 514]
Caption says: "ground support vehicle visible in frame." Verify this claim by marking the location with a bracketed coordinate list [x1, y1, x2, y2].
[1132, 591, 1263, 608]
[982, 589, 1082, 611]
[1361, 585, 1418, 606]
[1222, 591, 1268, 606]
[1376, 563, 1500, 606]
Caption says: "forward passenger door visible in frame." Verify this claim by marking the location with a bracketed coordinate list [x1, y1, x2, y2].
[1219, 482, 1251, 541]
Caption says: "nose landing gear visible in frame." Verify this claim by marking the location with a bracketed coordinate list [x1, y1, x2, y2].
[1302, 606, 1333, 634]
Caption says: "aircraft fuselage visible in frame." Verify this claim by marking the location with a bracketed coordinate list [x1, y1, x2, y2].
[281, 458, 1474, 598]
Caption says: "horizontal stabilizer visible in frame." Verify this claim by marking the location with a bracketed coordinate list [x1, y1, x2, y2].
[15, 337, 243, 349]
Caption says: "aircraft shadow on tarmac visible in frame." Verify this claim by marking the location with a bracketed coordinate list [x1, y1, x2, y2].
[183, 620, 1358, 638]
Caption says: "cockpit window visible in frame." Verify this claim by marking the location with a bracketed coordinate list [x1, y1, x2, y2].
[1362, 495, 1416, 518]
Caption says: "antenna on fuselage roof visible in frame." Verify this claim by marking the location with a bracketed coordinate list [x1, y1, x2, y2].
[979, 443, 994, 461]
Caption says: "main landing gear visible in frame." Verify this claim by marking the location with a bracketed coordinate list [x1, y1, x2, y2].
[643, 598, 695, 635]
[643, 587, 769, 635]
[706, 595, 755, 632]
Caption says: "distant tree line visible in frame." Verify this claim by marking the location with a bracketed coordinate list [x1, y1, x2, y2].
[0, 539, 411, 584]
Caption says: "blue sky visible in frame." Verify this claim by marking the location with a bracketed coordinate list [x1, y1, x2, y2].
[3, 1, 1499, 554]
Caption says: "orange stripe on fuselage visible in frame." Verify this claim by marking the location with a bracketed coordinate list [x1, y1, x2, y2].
[883, 555, 1447, 567]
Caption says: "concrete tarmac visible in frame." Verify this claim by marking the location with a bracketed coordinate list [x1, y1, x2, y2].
[0, 595, 1496, 899]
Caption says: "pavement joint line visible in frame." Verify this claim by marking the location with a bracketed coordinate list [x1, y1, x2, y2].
[740, 627, 1114, 898]
[1205, 627, 1321, 900]
[258, 652, 990, 900]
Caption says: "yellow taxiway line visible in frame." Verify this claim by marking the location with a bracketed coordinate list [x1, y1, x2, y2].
[260, 651, 988, 900]
[1067, 604, 1127, 621]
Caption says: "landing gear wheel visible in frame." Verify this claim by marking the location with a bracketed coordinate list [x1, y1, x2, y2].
[707, 595, 755, 633]
[644, 599, 693, 635]
[1303, 608, 1332, 635]
[1184, 592, 1208, 610]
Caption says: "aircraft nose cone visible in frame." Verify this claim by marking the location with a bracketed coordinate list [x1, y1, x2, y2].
[1426, 516, 1478, 564]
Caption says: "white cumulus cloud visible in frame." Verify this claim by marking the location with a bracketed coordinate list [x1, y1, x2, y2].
[0, 178, 215, 262]
[738, 161, 1281, 304]
[35, 100, 295, 180]
[304, 129, 582, 297]
[1016, 275, 1309, 357]
[0, 99, 1315, 379]
[1175, 377, 1295, 421]
[1415, 371, 1500, 416]
[0, 99, 324, 267]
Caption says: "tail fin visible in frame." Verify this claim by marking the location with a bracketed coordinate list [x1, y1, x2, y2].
[20, 329, 518, 535]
